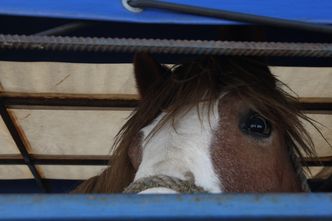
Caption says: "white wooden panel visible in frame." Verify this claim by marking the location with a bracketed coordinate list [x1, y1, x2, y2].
[305, 114, 332, 157]
[0, 165, 33, 179]
[0, 62, 331, 98]
[272, 66, 332, 97]
[313, 167, 332, 179]
[0, 117, 19, 154]
[37, 165, 107, 179]
[0, 62, 137, 95]
[11, 109, 132, 155]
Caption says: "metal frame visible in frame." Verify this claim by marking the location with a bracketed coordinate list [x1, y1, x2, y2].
[1, 93, 331, 111]
[0, 154, 331, 166]
[0, 8, 330, 221]
[0, 102, 48, 192]
[0, 154, 110, 165]
[1, 194, 332, 220]
[0, 20, 331, 192]
[1, 34, 332, 57]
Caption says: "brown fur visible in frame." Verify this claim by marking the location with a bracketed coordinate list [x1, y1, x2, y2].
[212, 94, 302, 192]
[73, 55, 317, 193]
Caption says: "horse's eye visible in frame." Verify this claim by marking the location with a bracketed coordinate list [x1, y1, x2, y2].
[240, 112, 271, 138]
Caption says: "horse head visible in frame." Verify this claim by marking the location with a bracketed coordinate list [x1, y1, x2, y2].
[73, 53, 316, 193]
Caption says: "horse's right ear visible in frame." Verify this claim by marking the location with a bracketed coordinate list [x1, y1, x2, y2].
[134, 53, 169, 98]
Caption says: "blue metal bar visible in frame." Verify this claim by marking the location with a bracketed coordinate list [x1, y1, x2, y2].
[1, 194, 332, 220]
[0, 0, 331, 25]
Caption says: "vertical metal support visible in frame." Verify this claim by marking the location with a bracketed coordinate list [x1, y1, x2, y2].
[0, 102, 48, 192]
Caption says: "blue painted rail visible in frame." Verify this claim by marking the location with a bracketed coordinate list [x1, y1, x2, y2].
[0, 0, 331, 25]
[1, 194, 332, 220]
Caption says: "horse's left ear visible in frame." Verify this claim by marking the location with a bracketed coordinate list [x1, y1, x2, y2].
[134, 53, 169, 98]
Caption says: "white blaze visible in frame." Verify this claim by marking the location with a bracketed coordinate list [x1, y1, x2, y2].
[134, 102, 222, 193]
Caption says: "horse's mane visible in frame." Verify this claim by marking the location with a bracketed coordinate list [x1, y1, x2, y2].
[73, 56, 317, 193]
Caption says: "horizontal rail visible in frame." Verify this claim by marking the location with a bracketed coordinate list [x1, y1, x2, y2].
[1, 93, 331, 112]
[128, 0, 332, 34]
[0, 154, 110, 165]
[299, 97, 332, 113]
[1, 34, 332, 57]
[1, 194, 332, 220]
[303, 156, 332, 167]
[0, 154, 330, 166]
[1, 93, 138, 109]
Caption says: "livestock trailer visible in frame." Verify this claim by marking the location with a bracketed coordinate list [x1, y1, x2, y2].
[0, 0, 331, 220]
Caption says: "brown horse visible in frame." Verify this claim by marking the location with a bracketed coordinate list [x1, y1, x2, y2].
[73, 53, 317, 193]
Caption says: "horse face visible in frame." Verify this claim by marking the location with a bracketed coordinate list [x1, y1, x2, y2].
[128, 54, 303, 193]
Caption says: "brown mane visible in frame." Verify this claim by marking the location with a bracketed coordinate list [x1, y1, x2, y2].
[73, 56, 317, 193]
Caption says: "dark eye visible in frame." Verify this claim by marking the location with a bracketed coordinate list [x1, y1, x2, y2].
[240, 112, 271, 138]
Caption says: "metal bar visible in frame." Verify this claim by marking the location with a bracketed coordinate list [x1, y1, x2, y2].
[302, 156, 332, 167]
[0, 154, 23, 164]
[0, 154, 110, 165]
[127, 0, 332, 34]
[0, 154, 330, 166]
[32, 154, 109, 165]
[1, 95, 138, 109]
[1, 194, 332, 220]
[0, 102, 48, 192]
[0, 92, 138, 109]
[34, 22, 89, 36]
[1, 34, 332, 57]
[1, 94, 331, 111]
[300, 98, 332, 113]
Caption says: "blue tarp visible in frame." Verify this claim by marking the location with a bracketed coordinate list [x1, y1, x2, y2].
[0, 0, 332, 24]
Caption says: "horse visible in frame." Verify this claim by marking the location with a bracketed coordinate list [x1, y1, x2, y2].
[73, 53, 317, 193]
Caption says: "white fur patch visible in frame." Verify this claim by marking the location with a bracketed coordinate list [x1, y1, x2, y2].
[134, 102, 222, 193]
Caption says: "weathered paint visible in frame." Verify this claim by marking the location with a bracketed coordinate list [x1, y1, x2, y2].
[1, 194, 332, 220]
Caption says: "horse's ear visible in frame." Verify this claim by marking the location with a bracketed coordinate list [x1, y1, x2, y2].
[134, 53, 169, 98]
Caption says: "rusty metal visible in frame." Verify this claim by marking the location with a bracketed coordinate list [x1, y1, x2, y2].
[1, 34, 332, 57]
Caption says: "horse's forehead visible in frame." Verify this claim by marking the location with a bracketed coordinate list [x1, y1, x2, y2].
[140, 101, 221, 136]
[138, 93, 239, 145]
